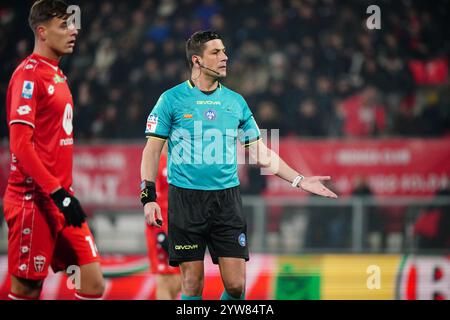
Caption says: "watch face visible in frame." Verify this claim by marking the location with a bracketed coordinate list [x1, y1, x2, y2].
[140, 181, 146, 191]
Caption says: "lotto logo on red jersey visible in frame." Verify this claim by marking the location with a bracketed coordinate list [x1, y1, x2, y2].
[17, 105, 32, 116]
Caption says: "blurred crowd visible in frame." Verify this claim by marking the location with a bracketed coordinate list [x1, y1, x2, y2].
[1, 0, 449, 141]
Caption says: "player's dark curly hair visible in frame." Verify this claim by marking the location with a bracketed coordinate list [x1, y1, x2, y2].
[28, 0, 70, 33]
[186, 30, 223, 69]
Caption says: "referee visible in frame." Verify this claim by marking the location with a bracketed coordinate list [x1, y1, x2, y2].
[140, 30, 337, 300]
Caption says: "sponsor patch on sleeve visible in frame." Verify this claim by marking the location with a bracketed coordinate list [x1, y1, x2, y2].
[21, 81, 34, 99]
[146, 114, 158, 133]
[17, 105, 32, 116]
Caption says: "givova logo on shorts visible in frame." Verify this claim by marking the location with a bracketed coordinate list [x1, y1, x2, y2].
[174, 244, 199, 250]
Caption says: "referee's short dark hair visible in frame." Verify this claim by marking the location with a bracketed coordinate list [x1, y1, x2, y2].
[186, 30, 223, 69]
[29, 0, 70, 33]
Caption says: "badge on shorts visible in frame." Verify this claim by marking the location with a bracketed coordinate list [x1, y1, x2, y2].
[34, 255, 46, 272]
[238, 233, 246, 247]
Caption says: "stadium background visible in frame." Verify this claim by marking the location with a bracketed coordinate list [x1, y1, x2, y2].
[0, 0, 449, 299]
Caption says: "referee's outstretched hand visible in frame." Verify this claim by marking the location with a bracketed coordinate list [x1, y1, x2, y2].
[299, 176, 338, 198]
[144, 202, 163, 227]
[50, 188, 87, 228]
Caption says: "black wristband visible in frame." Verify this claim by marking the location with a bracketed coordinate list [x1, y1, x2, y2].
[140, 181, 157, 206]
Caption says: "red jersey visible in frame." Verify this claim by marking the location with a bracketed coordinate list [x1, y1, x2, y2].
[4, 53, 74, 206]
[156, 153, 169, 227]
[146, 152, 179, 274]
[343, 93, 386, 137]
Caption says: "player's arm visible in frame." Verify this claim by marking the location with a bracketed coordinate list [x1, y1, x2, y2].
[141, 137, 165, 184]
[12, 127, 87, 227]
[8, 71, 86, 226]
[141, 93, 172, 227]
[238, 94, 337, 199]
[10, 124, 62, 193]
[141, 137, 165, 227]
[246, 139, 338, 198]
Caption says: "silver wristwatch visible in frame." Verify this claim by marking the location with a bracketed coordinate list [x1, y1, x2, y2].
[291, 175, 305, 188]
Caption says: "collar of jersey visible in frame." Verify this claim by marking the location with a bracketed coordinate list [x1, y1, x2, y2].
[187, 79, 221, 95]
[31, 53, 59, 70]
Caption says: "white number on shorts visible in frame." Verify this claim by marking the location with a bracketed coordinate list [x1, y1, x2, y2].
[85, 236, 97, 258]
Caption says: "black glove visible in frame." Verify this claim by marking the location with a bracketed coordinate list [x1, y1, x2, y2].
[51, 188, 87, 228]
[156, 231, 169, 253]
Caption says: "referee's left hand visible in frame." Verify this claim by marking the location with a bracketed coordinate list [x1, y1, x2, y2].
[299, 176, 338, 198]
[144, 202, 163, 227]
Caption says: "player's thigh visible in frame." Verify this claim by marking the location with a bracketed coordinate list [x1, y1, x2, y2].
[145, 224, 160, 273]
[146, 224, 180, 274]
[4, 201, 60, 281]
[52, 222, 101, 273]
[10, 275, 44, 298]
[168, 185, 209, 266]
[209, 187, 249, 264]
[168, 223, 207, 266]
[79, 262, 104, 292]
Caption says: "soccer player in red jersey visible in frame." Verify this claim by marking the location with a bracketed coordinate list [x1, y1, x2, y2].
[2, 0, 104, 300]
[144, 145, 181, 300]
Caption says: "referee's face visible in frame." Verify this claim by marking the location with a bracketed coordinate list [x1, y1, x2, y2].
[201, 39, 228, 78]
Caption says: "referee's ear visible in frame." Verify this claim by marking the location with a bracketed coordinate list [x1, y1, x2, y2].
[189, 55, 200, 69]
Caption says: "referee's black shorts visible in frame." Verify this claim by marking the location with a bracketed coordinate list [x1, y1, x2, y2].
[167, 184, 249, 267]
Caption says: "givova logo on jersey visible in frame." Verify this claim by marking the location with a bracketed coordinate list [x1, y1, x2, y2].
[396, 256, 450, 300]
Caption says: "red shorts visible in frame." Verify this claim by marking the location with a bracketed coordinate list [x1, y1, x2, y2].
[3, 199, 100, 280]
[145, 224, 180, 275]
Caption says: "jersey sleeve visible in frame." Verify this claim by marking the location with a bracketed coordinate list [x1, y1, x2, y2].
[145, 93, 172, 139]
[9, 124, 61, 194]
[8, 69, 41, 129]
[237, 95, 261, 147]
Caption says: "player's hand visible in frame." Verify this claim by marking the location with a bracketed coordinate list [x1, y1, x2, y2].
[299, 176, 338, 198]
[50, 188, 87, 228]
[144, 202, 163, 227]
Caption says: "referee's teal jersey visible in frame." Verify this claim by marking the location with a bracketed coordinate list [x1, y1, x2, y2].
[145, 80, 260, 190]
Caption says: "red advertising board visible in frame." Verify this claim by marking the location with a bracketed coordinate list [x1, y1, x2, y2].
[265, 138, 450, 197]
[72, 145, 142, 208]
